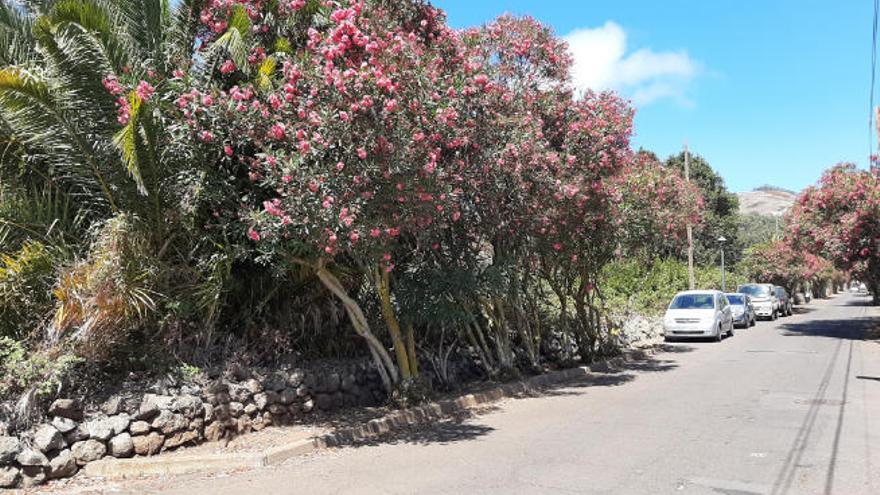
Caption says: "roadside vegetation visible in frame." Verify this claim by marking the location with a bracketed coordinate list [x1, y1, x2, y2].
[0, 0, 859, 426]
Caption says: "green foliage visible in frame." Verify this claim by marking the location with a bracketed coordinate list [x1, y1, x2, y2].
[602, 258, 748, 315]
[0, 336, 83, 400]
[665, 151, 742, 265]
[0, 241, 58, 339]
[738, 213, 782, 250]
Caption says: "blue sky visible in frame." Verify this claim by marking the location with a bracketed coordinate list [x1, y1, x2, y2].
[434, 0, 874, 193]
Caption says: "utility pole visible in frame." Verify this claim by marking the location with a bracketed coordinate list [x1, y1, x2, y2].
[685, 142, 695, 290]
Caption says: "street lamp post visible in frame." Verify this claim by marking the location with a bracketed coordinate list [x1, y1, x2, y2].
[718, 236, 727, 292]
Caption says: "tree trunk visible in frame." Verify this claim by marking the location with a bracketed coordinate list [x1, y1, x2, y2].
[373, 267, 414, 381]
[314, 265, 398, 391]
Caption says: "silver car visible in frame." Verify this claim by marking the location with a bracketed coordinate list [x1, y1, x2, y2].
[725, 293, 756, 328]
[737, 283, 779, 320]
[663, 290, 735, 342]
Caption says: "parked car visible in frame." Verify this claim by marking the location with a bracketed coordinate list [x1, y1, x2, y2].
[737, 283, 779, 320]
[663, 290, 734, 342]
[774, 286, 792, 316]
[725, 293, 756, 328]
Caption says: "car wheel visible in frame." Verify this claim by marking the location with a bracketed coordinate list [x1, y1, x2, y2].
[715, 324, 723, 342]
[772, 310, 778, 321]
[750, 316, 756, 327]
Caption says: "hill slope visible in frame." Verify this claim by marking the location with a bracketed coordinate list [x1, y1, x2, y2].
[737, 187, 797, 216]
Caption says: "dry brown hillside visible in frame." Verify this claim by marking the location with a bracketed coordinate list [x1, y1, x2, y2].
[737, 186, 797, 216]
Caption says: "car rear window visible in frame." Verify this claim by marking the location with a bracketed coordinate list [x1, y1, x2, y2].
[726, 295, 744, 305]
[669, 294, 715, 309]
[738, 285, 770, 297]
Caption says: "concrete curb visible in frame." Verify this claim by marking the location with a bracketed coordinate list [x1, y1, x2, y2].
[81, 348, 659, 480]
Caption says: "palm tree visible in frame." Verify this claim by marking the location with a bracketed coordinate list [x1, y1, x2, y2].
[0, 0, 204, 235]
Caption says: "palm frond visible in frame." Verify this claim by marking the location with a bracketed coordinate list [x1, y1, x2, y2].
[0, 1, 38, 65]
[0, 66, 118, 213]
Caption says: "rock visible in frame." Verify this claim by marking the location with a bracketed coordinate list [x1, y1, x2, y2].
[107, 413, 131, 436]
[108, 433, 134, 458]
[71, 440, 105, 465]
[0, 436, 21, 463]
[16, 448, 49, 467]
[0, 466, 19, 488]
[244, 378, 263, 394]
[301, 398, 314, 413]
[279, 388, 297, 405]
[262, 374, 287, 393]
[189, 418, 204, 432]
[253, 391, 279, 410]
[0, 421, 7, 435]
[251, 416, 267, 431]
[267, 403, 287, 415]
[244, 403, 258, 416]
[206, 391, 231, 406]
[51, 416, 78, 434]
[85, 418, 114, 441]
[129, 420, 151, 435]
[19, 465, 46, 488]
[225, 362, 250, 382]
[229, 384, 252, 403]
[296, 384, 309, 398]
[151, 411, 187, 434]
[48, 399, 83, 421]
[314, 393, 333, 411]
[324, 373, 341, 393]
[163, 430, 198, 450]
[171, 395, 203, 418]
[101, 396, 123, 416]
[64, 423, 89, 444]
[34, 424, 66, 453]
[47, 449, 77, 479]
[287, 369, 305, 387]
[228, 402, 244, 418]
[203, 422, 224, 442]
[203, 403, 215, 422]
[341, 374, 357, 392]
[137, 394, 173, 420]
[131, 432, 164, 456]
[234, 416, 251, 435]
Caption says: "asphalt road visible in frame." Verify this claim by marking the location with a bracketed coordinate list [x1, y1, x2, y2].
[123, 292, 880, 495]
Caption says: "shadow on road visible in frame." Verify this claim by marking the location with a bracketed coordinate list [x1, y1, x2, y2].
[327, 351, 684, 450]
[779, 316, 879, 341]
[332, 408, 499, 448]
[792, 306, 818, 315]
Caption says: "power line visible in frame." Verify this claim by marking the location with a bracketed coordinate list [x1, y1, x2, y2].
[870, 0, 879, 163]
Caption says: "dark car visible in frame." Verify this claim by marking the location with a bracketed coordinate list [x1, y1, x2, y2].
[774, 286, 792, 317]
[725, 293, 756, 328]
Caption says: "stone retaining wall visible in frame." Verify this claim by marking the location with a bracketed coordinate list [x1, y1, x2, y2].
[0, 361, 384, 489]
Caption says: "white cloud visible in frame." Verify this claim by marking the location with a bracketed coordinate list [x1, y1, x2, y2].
[563, 22, 699, 106]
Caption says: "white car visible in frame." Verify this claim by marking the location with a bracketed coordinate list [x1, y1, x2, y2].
[663, 290, 735, 342]
[737, 283, 779, 320]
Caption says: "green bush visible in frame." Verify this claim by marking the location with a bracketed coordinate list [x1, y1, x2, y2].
[602, 258, 748, 315]
[0, 241, 57, 340]
[0, 337, 82, 400]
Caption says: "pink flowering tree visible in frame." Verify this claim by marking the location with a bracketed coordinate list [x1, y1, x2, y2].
[615, 152, 703, 255]
[788, 163, 880, 303]
[177, 0, 479, 389]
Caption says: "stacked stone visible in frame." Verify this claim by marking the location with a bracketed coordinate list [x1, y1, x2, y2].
[0, 361, 386, 489]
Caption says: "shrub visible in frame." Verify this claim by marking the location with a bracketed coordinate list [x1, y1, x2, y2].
[0, 241, 57, 340]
